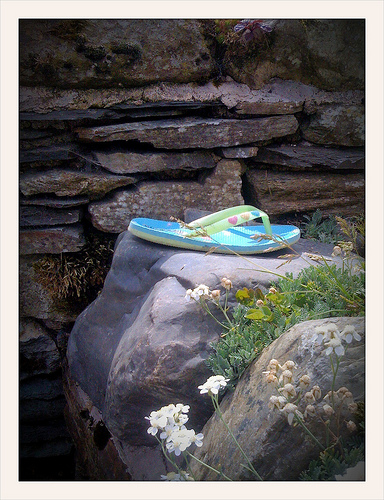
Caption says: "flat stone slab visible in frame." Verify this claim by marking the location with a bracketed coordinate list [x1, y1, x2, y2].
[245, 169, 365, 217]
[20, 205, 82, 227]
[302, 104, 365, 147]
[76, 115, 299, 149]
[20, 102, 219, 124]
[255, 143, 365, 170]
[88, 159, 244, 233]
[94, 150, 216, 174]
[20, 224, 86, 254]
[19, 146, 77, 164]
[20, 80, 364, 115]
[20, 195, 90, 208]
[20, 169, 136, 198]
[219, 146, 259, 159]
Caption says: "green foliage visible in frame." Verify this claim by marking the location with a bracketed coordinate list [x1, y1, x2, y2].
[299, 436, 365, 481]
[301, 209, 339, 244]
[213, 20, 239, 45]
[336, 215, 365, 257]
[205, 305, 273, 386]
[206, 261, 365, 384]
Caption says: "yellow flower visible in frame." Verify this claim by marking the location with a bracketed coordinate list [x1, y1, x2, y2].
[304, 404, 316, 418]
[299, 374, 311, 388]
[346, 420, 357, 432]
[281, 360, 297, 371]
[268, 395, 286, 410]
[323, 404, 335, 417]
[311, 386, 322, 400]
[278, 383, 296, 399]
[348, 402, 358, 413]
[304, 391, 316, 404]
[332, 245, 342, 257]
[221, 277, 232, 290]
[281, 403, 303, 425]
[266, 359, 281, 373]
[266, 373, 278, 385]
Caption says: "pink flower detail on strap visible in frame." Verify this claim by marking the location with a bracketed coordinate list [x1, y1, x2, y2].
[228, 216, 238, 225]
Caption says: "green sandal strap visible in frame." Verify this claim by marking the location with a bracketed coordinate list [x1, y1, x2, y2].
[187, 205, 272, 237]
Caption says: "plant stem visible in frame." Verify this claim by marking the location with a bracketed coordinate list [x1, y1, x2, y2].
[156, 436, 185, 475]
[200, 300, 231, 330]
[182, 451, 197, 481]
[186, 450, 233, 481]
[294, 415, 325, 451]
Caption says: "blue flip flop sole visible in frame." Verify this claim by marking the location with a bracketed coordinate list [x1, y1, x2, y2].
[128, 218, 300, 254]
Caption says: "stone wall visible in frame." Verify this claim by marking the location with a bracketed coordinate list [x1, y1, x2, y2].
[19, 19, 365, 479]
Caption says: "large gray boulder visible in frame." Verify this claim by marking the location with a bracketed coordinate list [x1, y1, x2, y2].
[66, 230, 347, 448]
[190, 316, 365, 481]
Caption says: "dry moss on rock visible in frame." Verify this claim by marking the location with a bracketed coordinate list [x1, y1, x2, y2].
[33, 232, 116, 312]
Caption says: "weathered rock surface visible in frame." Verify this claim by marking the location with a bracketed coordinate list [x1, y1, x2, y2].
[103, 276, 218, 445]
[302, 105, 365, 147]
[245, 169, 365, 217]
[19, 169, 136, 198]
[20, 79, 364, 115]
[76, 115, 299, 149]
[19, 146, 75, 164]
[20, 206, 82, 227]
[20, 224, 86, 254]
[88, 160, 244, 233]
[20, 318, 61, 379]
[219, 146, 259, 159]
[63, 369, 135, 480]
[67, 230, 347, 448]
[254, 144, 365, 170]
[224, 20, 365, 91]
[190, 316, 365, 481]
[20, 194, 90, 208]
[94, 150, 217, 175]
[19, 19, 216, 88]
[19, 256, 79, 324]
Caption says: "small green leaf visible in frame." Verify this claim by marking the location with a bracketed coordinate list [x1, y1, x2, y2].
[245, 309, 264, 320]
[236, 288, 255, 306]
[261, 305, 272, 316]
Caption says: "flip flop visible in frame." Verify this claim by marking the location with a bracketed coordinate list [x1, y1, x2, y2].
[128, 205, 300, 254]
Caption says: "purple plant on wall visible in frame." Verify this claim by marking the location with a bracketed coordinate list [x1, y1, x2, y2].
[233, 19, 275, 42]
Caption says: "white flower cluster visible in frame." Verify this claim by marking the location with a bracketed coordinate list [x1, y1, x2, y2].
[185, 284, 210, 302]
[145, 403, 203, 457]
[185, 278, 233, 303]
[315, 323, 361, 357]
[264, 354, 358, 428]
[198, 375, 230, 396]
